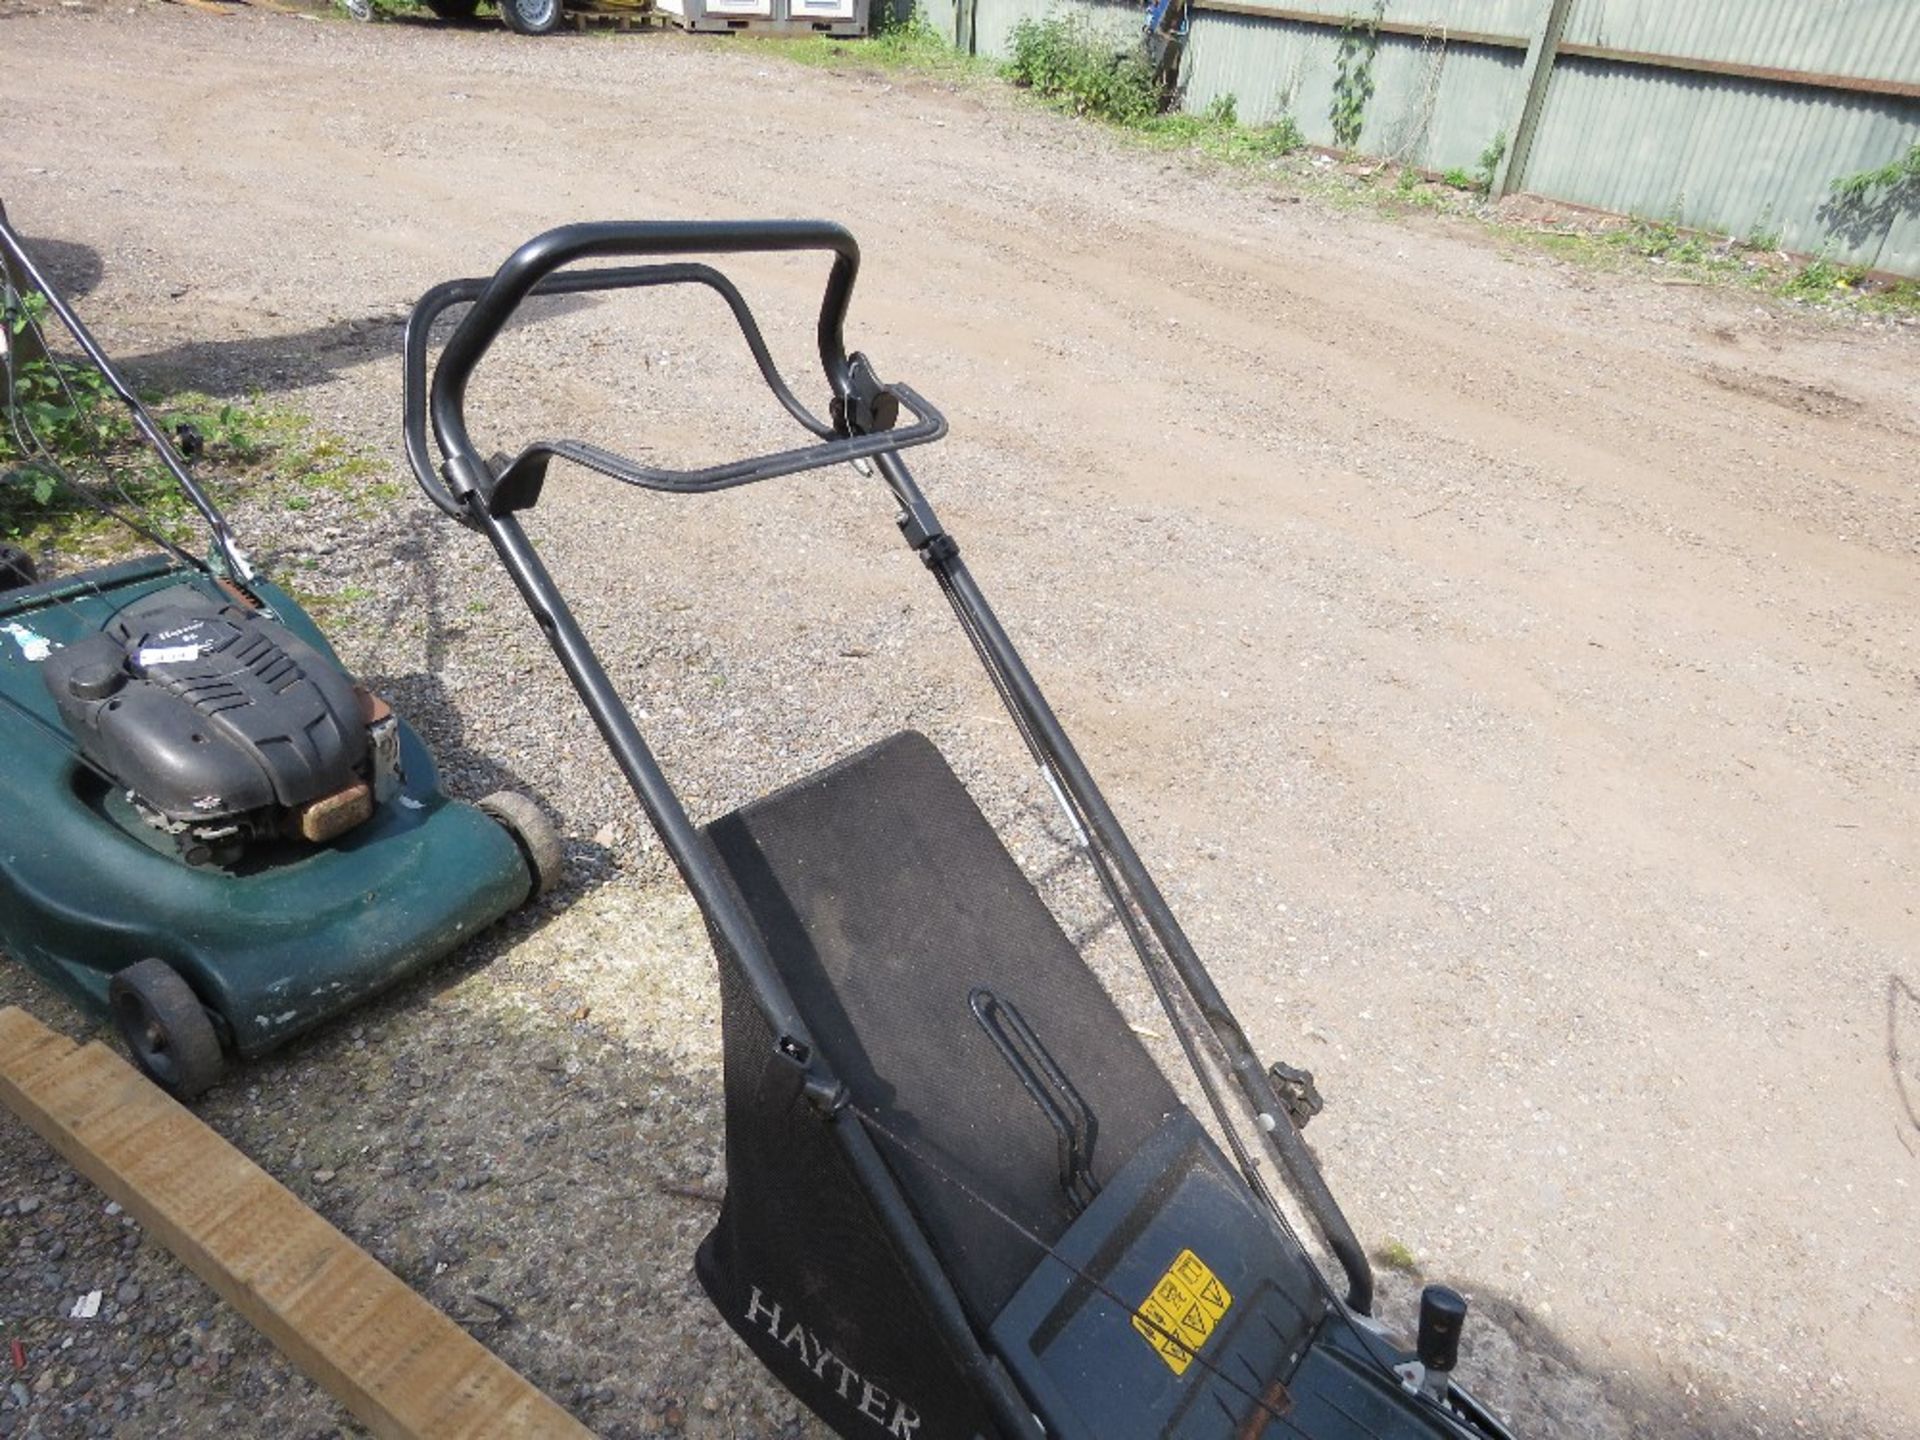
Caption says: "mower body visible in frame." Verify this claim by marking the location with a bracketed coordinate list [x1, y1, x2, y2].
[0, 555, 533, 1057]
[403, 219, 1518, 1440]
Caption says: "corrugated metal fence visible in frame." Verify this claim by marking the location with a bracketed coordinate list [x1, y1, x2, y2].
[947, 0, 1920, 275]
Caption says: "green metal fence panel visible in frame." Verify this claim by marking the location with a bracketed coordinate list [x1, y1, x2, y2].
[1183, 8, 1527, 169]
[969, 0, 1139, 59]
[923, 0, 959, 45]
[1185, 0, 1535, 31]
[1175, 0, 1920, 275]
[1525, 52, 1920, 271]
[1562, 0, 1920, 88]
[952, 0, 1920, 273]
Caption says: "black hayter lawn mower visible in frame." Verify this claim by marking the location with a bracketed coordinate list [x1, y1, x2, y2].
[405, 221, 1516, 1440]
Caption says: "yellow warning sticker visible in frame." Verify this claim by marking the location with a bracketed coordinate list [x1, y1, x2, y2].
[1131, 1248, 1232, 1375]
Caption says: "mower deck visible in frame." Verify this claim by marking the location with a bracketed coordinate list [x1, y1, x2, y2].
[0, 557, 533, 1057]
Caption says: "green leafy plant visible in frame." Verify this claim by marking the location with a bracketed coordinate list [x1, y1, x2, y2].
[3, 293, 123, 473]
[1329, 4, 1382, 150]
[1475, 131, 1508, 195]
[1830, 142, 1920, 206]
[1821, 142, 1920, 247]
[1436, 134, 1507, 196]
[1622, 217, 1709, 265]
[866, 1, 951, 63]
[1006, 15, 1161, 125]
[1777, 253, 1867, 303]
[1, 287, 287, 556]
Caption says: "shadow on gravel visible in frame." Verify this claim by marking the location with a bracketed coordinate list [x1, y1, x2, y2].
[121, 291, 603, 399]
[2, 941, 1877, 1440]
[1368, 1263, 1866, 1440]
[5, 229, 103, 302]
[342, 513, 622, 903]
[0, 972, 808, 1439]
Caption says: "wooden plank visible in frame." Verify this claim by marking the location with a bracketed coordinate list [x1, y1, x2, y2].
[0, 1007, 594, 1440]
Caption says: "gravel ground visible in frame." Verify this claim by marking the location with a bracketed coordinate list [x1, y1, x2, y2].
[3, 6, 1918, 1439]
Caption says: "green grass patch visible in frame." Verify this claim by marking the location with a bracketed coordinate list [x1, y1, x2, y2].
[1375, 1238, 1418, 1274]
[1501, 217, 1919, 315]
[733, 5, 982, 79]
[1133, 95, 1304, 167]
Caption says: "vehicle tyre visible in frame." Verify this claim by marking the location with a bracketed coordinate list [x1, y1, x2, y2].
[479, 790, 564, 898]
[499, 0, 563, 34]
[423, 0, 479, 15]
[109, 959, 226, 1101]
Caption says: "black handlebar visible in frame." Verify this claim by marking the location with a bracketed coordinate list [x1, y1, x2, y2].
[404, 220, 945, 524]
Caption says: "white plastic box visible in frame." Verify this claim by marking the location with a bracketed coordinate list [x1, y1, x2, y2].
[658, 0, 868, 36]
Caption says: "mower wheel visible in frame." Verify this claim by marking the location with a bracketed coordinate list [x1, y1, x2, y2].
[0, 543, 35, 592]
[499, 0, 563, 34]
[479, 790, 563, 898]
[423, 0, 479, 15]
[109, 959, 226, 1101]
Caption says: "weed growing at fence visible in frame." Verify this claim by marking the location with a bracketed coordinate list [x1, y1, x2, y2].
[1507, 218, 1917, 316]
[1006, 15, 1159, 125]
[1622, 217, 1712, 265]
[1777, 254, 1870, 303]
[1743, 210, 1782, 253]
[1475, 132, 1507, 195]
[1830, 142, 1920, 208]
[1329, 4, 1382, 149]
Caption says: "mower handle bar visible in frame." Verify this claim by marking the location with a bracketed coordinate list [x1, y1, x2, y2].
[406, 221, 945, 522]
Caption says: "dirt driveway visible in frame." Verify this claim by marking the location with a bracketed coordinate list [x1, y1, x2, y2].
[2, 6, 1916, 1437]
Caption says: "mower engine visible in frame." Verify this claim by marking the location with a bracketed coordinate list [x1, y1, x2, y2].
[43, 584, 398, 867]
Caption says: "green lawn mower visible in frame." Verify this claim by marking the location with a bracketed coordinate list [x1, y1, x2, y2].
[0, 202, 558, 1099]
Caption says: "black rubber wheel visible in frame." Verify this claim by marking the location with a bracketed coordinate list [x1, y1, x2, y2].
[423, 0, 479, 15]
[0, 544, 35, 593]
[479, 790, 564, 899]
[499, 0, 563, 34]
[108, 959, 226, 1101]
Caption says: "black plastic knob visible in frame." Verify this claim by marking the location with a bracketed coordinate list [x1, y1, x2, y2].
[67, 660, 127, 702]
[1417, 1285, 1468, 1374]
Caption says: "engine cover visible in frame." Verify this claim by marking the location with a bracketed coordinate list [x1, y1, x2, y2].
[44, 584, 373, 863]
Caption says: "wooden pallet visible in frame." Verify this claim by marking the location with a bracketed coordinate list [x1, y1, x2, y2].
[0, 1007, 594, 1440]
[566, 1, 662, 32]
